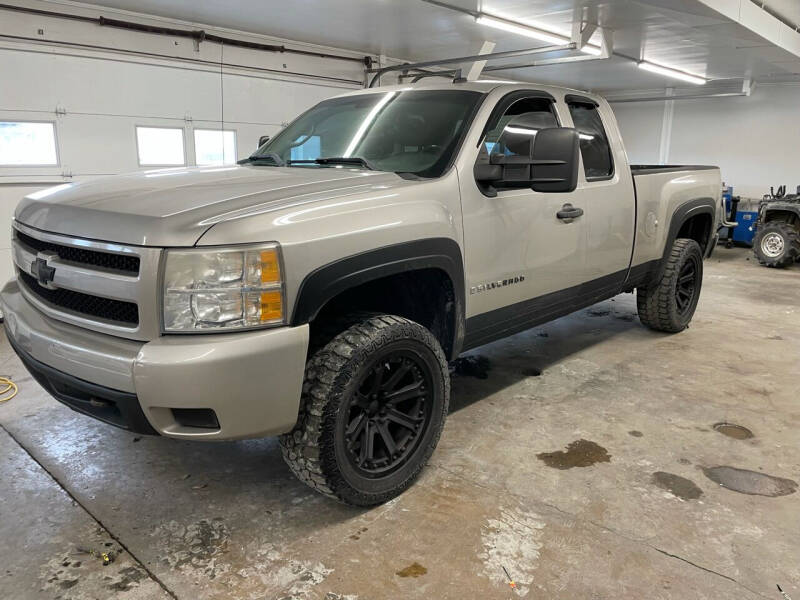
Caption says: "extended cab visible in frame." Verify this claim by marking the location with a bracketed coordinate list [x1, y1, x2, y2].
[1, 82, 720, 505]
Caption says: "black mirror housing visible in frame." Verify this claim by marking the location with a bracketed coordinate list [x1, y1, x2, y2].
[531, 127, 580, 193]
[474, 127, 580, 195]
[258, 135, 271, 148]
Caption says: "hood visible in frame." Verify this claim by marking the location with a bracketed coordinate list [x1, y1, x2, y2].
[15, 165, 407, 246]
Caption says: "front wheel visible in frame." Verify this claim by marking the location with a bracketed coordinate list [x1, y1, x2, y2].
[753, 222, 800, 268]
[280, 314, 449, 506]
[637, 238, 703, 333]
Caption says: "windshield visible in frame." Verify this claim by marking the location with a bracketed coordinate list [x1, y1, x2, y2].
[251, 89, 483, 177]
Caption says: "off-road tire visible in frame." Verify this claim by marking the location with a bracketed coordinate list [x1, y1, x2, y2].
[637, 238, 703, 333]
[280, 314, 449, 506]
[753, 222, 800, 268]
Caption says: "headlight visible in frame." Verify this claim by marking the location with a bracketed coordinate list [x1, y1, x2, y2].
[162, 243, 284, 332]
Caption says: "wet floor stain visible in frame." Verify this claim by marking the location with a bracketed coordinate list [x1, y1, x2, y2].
[451, 355, 491, 379]
[396, 562, 427, 578]
[702, 466, 797, 497]
[155, 518, 230, 577]
[587, 308, 611, 317]
[349, 526, 368, 541]
[652, 472, 703, 500]
[712, 422, 754, 440]
[536, 439, 611, 469]
[522, 367, 542, 377]
[628, 430, 643, 438]
[107, 566, 147, 592]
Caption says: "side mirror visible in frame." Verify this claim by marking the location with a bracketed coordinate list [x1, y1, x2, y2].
[258, 135, 270, 148]
[474, 127, 580, 195]
[531, 127, 580, 193]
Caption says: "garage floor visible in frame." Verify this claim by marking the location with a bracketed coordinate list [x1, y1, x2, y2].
[1, 247, 798, 600]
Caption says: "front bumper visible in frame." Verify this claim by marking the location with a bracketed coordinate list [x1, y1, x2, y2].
[1, 279, 309, 440]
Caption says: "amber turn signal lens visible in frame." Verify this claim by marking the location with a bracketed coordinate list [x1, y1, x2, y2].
[260, 290, 282, 322]
[260, 249, 280, 284]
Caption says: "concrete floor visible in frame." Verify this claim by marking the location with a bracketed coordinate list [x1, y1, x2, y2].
[1, 246, 799, 600]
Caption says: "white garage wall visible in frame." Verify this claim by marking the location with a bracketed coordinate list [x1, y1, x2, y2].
[614, 84, 800, 199]
[0, 0, 374, 285]
[612, 100, 665, 166]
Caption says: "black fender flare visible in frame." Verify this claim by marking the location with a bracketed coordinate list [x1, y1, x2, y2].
[653, 197, 716, 282]
[291, 238, 466, 358]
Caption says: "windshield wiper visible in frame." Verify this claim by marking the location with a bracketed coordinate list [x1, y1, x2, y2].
[237, 152, 285, 166]
[288, 157, 375, 170]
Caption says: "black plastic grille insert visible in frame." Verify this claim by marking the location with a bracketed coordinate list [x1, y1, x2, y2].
[19, 271, 139, 325]
[15, 230, 140, 274]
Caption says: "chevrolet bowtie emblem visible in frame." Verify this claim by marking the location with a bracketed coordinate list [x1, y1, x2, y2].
[31, 256, 56, 286]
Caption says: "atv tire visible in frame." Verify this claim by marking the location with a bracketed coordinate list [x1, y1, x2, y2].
[753, 222, 800, 268]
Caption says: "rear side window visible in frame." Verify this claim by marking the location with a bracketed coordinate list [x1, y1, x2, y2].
[567, 101, 613, 180]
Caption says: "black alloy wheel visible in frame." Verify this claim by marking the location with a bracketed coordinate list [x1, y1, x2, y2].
[637, 238, 704, 333]
[675, 255, 699, 316]
[342, 350, 433, 477]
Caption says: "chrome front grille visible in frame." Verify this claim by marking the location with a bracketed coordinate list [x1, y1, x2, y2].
[11, 222, 162, 340]
[15, 229, 141, 274]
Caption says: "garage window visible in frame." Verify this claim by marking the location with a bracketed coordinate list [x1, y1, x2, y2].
[0, 121, 58, 166]
[136, 126, 185, 166]
[194, 129, 237, 165]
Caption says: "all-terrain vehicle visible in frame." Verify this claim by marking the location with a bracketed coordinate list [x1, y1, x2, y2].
[753, 185, 800, 268]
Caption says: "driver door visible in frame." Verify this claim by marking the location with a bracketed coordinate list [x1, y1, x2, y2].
[459, 91, 588, 348]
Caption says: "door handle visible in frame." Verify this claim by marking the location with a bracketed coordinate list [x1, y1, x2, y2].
[556, 203, 584, 223]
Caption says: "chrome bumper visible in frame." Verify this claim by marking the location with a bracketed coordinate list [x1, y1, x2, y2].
[1, 279, 309, 440]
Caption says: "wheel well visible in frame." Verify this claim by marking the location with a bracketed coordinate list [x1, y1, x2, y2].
[764, 209, 799, 228]
[676, 212, 713, 252]
[309, 268, 458, 358]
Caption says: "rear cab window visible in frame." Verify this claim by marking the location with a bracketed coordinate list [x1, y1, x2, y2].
[565, 96, 614, 180]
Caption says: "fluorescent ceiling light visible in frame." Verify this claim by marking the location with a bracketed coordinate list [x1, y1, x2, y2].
[580, 44, 602, 56]
[476, 15, 570, 46]
[638, 61, 706, 85]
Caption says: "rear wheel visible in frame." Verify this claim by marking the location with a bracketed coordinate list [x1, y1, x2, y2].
[637, 238, 703, 333]
[280, 314, 449, 506]
[753, 222, 800, 268]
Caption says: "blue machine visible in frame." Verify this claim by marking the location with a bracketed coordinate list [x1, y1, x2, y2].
[722, 186, 757, 247]
[729, 211, 757, 245]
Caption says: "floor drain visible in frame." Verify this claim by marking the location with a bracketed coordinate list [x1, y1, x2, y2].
[713, 422, 754, 440]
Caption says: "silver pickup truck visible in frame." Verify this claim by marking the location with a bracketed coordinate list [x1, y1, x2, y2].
[2, 81, 720, 505]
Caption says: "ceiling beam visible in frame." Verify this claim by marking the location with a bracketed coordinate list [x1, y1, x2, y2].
[366, 42, 575, 87]
[465, 40, 496, 81]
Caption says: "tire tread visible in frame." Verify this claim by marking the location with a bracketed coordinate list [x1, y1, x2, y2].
[280, 314, 449, 506]
[753, 222, 800, 268]
[637, 238, 702, 333]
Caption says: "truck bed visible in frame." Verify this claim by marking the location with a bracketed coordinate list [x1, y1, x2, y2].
[629, 164, 721, 270]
